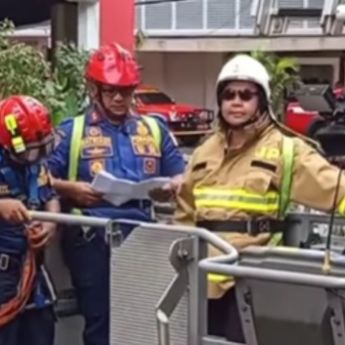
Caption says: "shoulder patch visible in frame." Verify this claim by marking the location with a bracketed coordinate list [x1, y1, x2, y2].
[193, 162, 207, 172]
[251, 160, 277, 173]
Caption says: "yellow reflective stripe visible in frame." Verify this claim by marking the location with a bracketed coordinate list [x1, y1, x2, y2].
[208, 232, 283, 284]
[194, 188, 279, 212]
[141, 116, 162, 150]
[338, 196, 345, 215]
[268, 232, 283, 246]
[279, 136, 294, 218]
[196, 200, 278, 212]
[193, 188, 277, 198]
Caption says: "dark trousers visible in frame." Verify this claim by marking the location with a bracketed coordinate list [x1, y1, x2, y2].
[208, 288, 245, 343]
[0, 308, 55, 345]
[62, 227, 110, 345]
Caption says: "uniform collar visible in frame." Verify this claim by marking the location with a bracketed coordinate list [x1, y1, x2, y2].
[85, 107, 103, 125]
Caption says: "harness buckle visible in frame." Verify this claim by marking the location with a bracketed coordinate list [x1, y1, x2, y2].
[82, 226, 96, 242]
[247, 220, 271, 236]
[258, 220, 271, 233]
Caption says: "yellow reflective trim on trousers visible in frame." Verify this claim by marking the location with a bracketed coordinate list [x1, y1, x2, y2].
[208, 273, 233, 283]
[208, 231, 283, 284]
[193, 188, 279, 213]
[268, 232, 283, 246]
[338, 196, 345, 215]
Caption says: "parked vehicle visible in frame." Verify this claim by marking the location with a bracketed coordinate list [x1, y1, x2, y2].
[134, 85, 214, 146]
[285, 87, 345, 138]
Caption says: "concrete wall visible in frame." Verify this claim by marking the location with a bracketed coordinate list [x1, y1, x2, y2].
[137, 52, 343, 113]
[137, 52, 224, 111]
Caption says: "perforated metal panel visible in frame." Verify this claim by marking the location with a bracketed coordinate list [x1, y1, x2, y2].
[110, 226, 190, 345]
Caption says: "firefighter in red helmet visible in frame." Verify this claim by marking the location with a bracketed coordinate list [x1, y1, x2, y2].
[48, 42, 185, 345]
[0, 95, 60, 345]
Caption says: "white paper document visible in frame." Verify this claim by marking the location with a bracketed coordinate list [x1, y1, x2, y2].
[91, 170, 171, 206]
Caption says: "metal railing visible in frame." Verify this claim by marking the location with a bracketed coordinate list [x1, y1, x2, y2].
[30, 211, 115, 319]
[199, 248, 345, 288]
[30, 211, 113, 231]
[152, 224, 238, 345]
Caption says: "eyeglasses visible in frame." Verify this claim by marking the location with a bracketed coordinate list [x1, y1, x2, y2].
[222, 89, 258, 102]
[100, 86, 134, 98]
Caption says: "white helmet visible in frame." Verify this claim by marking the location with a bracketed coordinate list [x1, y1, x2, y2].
[217, 54, 271, 102]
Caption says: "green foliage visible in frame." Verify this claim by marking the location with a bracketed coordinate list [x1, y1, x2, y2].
[50, 43, 90, 124]
[250, 50, 300, 120]
[0, 20, 90, 125]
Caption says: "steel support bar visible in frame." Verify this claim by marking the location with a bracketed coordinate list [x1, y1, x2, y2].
[30, 210, 111, 227]
[156, 270, 189, 345]
[199, 254, 345, 289]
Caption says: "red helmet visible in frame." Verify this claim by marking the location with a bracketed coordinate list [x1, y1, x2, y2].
[85, 42, 140, 87]
[0, 96, 54, 163]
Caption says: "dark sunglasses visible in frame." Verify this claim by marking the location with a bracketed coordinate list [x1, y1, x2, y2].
[222, 89, 258, 102]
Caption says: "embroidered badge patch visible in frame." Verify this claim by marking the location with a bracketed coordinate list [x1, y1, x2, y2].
[144, 158, 157, 175]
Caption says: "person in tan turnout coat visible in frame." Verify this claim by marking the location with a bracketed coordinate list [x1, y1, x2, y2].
[175, 54, 345, 342]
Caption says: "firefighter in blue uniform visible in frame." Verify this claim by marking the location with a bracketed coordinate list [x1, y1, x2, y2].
[0, 95, 60, 345]
[48, 42, 185, 345]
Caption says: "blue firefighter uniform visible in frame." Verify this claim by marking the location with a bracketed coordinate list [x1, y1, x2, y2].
[0, 150, 56, 345]
[47, 109, 185, 345]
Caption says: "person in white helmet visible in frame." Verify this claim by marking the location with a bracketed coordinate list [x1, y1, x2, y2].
[174, 54, 345, 341]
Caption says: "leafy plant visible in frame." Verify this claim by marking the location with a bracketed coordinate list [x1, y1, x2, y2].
[50, 43, 90, 124]
[0, 19, 90, 125]
[250, 50, 300, 120]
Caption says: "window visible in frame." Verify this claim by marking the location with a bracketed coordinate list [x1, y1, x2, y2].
[300, 64, 334, 84]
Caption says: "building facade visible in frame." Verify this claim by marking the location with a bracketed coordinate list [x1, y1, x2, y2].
[136, 0, 345, 110]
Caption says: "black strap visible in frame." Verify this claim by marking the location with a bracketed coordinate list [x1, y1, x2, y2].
[196, 219, 285, 236]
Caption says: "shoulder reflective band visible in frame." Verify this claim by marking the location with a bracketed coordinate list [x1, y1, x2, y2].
[68, 115, 85, 182]
[279, 136, 294, 218]
[141, 116, 162, 150]
[69, 115, 85, 216]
